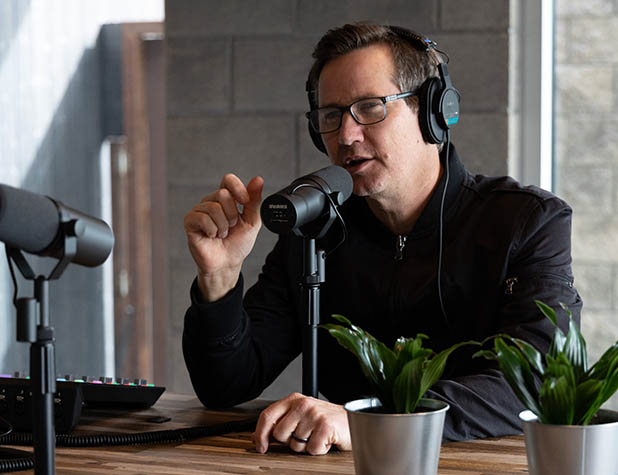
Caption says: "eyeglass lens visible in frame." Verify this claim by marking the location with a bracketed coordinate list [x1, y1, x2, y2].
[313, 98, 386, 133]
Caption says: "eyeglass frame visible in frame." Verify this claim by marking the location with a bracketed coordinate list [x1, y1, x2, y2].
[305, 90, 418, 134]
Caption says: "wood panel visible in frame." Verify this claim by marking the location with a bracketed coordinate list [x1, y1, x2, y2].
[1, 394, 530, 474]
[141, 32, 168, 390]
[113, 23, 166, 384]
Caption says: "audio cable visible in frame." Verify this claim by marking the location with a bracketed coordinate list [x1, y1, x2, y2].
[437, 130, 452, 327]
[0, 417, 257, 473]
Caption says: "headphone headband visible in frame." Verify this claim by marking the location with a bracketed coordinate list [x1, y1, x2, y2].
[386, 25, 439, 53]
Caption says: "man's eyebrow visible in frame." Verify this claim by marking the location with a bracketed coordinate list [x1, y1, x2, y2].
[319, 94, 382, 108]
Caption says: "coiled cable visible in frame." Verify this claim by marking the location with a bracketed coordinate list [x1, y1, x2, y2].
[0, 418, 257, 473]
[0, 448, 33, 473]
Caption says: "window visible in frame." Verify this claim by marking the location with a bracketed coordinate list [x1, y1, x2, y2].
[553, 0, 618, 408]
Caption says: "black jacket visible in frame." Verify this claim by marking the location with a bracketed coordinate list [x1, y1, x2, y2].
[183, 145, 582, 441]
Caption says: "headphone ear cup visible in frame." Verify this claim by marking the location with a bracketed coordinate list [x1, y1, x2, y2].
[308, 121, 327, 154]
[306, 79, 328, 155]
[417, 77, 446, 145]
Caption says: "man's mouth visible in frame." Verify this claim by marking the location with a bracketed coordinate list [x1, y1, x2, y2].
[344, 156, 371, 169]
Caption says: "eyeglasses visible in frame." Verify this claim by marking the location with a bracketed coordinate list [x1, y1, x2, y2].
[305, 91, 418, 134]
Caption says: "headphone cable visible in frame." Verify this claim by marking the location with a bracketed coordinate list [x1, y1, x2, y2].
[437, 130, 451, 327]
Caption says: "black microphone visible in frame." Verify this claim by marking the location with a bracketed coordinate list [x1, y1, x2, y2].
[0, 184, 114, 267]
[260, 165, 353, 235]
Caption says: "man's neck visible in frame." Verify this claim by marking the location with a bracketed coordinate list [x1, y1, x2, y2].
[366, 161, 443, 235]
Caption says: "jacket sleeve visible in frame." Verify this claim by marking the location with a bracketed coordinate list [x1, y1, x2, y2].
[182, 236, 302, 409]
[428, 194, 583, 441]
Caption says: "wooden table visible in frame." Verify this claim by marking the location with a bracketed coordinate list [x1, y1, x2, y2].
[1, 393, 530, 474]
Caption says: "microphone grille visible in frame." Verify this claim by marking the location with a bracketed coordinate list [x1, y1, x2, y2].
[307, 166, 353, 201]
[0, 184, 60, 253]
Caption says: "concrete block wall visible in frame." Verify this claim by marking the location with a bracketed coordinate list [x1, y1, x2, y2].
[165, 0, 511, 397]
[554, 0, 618, 409]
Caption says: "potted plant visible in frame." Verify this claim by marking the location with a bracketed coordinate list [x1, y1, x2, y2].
[475, 301, 618, 475]
[322, 314, 478, 475]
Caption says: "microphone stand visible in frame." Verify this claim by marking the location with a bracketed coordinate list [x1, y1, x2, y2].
[295, 194, 342, 399]
[300, 239, 325, 397]
[5, 220, 82, 475]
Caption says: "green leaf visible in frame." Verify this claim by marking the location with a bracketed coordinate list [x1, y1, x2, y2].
[331, 314, 353, 326]
[577, 342, 618, 424]
[549, 331, 567, 359]
[321, 323, 379, 387]
[539, 375, 575, 424]
[395, 335, 431, 360]
[393, 335, 432, 375]
[392, 358, 424, 413]
[504, 336, 546, 377]
[493, 337, 542, 416]
[540, 353, 576, 424]
[545, 353, 576, 386]
[419, 341, 480, 398]
[535, 301, 567, 357]
[599, 350, 618, 400]
[562, 313, 588, 381]
[367, 338, 396, 385]
[473, 349, 498, 361]
[535, 300, 558, 326]
[574, 379, 603, 424]
[321, 324, 363, 359]
[473, 333, 544, 376]
[587, 342, 618, 380]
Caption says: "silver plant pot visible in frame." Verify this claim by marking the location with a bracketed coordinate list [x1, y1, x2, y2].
[344, 397, 449, 475]
[520, 409, 618, 475]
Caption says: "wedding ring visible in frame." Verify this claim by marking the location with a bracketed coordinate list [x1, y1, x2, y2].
[291, 431, 310, 444]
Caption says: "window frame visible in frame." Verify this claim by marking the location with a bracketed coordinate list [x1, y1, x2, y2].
[510, 0, 554, 191]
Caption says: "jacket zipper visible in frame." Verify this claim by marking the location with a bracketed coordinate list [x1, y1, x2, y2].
[505, 273, 574, 295]
[395, 235, 407, 261]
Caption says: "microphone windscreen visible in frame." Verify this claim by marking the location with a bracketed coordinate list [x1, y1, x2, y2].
[0, 184, 60, 253]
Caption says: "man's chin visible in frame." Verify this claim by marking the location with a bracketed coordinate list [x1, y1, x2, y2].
[351, 179, 380, 198]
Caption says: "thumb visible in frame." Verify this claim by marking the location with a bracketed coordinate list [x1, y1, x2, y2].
[242, 176, 264, 226]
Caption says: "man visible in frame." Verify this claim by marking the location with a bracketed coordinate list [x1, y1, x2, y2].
[183, 23, 581, 455]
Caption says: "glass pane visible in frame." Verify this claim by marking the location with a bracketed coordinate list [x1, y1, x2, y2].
[553, 0, 618, 409]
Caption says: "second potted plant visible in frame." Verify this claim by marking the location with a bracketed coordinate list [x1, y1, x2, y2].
[322, 314, 477, 475]
[475, 301, 618, 475]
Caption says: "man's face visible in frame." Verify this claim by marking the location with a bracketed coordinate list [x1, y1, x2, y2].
[318, 43, 438, 202]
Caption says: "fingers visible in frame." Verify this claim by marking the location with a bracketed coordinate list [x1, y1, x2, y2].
[190, 189, 238, 239]
[271, 395, 312, 448]
[304, 422, 333, 455]
[187, 174, 263, 239]
[242, 176, 264, 226]
[282, 405, 333, 455]
[251, 393, 349, 456]
[216, 173, 251, 204]
[252, 394, 298, 454]
[288, 421, 315, 454]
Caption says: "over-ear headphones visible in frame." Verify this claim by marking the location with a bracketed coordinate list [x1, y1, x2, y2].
[305, 25, 460, 154]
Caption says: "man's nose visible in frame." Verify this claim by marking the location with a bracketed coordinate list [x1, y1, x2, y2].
[338, 111, 364, 146]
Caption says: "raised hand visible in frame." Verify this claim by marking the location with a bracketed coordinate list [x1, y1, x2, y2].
[184, 174, 264, 301]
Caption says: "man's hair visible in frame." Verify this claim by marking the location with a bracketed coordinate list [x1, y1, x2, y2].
[307, 23, 441, 111]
